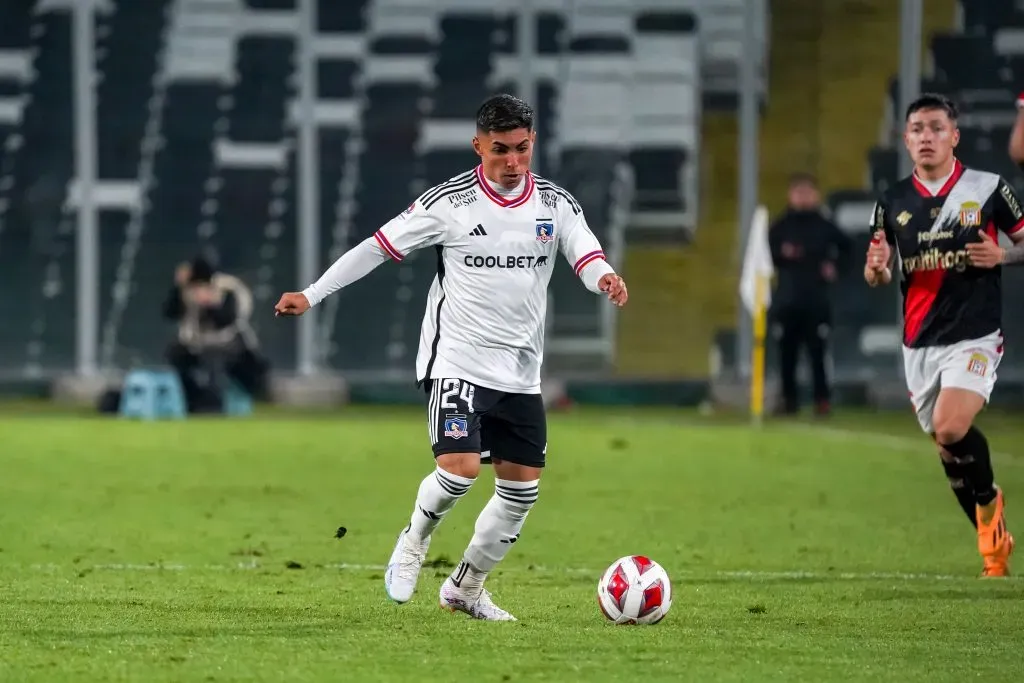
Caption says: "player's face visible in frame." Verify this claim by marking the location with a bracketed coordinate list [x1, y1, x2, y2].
[904, 108, 959, 172]
[473, 128, 535, 189]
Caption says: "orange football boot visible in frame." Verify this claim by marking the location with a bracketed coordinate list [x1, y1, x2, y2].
[977, 487, 1014, 578]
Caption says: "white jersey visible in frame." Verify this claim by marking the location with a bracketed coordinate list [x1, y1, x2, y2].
[304, 165, 615, 394]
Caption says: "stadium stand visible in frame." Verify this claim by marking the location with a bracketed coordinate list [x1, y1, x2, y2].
[0, 0, 767, 379]
[0, 6, 75, 375]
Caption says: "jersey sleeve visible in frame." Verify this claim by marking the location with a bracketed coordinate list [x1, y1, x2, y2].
[869, 198, 895, 246]
[994, 178, 1024, 237]
[373, 199, 449, 261]
[557, 205, 615, 294]
[301, 237, 390, 307]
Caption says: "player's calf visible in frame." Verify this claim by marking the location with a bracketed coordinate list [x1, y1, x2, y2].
[932, 388, 1013, 575]
[934, 425, 997, 509]
[933, 389, 996, 507]
[442, 476, 539, 607]
[938, 446, 978, 528]
[464, 477, 538, 573]
[386, 462, 477, 603]
[410, 462, 477, 541]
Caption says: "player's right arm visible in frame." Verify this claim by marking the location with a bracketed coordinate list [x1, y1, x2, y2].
[864, 199, 895, 287]
[275, 200, 447, 316]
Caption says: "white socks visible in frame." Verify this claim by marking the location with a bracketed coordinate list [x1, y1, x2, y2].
[462, 478, 539, 577]
[404, 469, 540, 595]
[406, 466, 475, 543]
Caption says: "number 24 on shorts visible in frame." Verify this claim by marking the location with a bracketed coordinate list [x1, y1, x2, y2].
[440, 378, 475, 412]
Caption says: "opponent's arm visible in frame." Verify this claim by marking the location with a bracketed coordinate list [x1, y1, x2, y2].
[966, 179, 1024, 268]
[557, 208, 627, 305]
[275, 201, 447, 316]
[967, 230, 1024, 267]
[996, 179, 1024, 264]
[1001, 234, 1024, 264]
[864, 237, 894, 286]
[864, 201, 895, 287]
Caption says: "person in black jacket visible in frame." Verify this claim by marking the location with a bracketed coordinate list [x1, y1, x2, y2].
[163, 255, 268, 412]
[768, 173, 852, 416]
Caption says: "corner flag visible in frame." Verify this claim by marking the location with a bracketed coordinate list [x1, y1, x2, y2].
[739, 206, 773, 422]
[739, 206, 772, 315]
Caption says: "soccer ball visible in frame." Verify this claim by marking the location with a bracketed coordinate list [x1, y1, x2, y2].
[596, 555, 672, 625]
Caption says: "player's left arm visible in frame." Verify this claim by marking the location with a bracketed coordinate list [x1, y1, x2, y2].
[557, 209, 627, 306]
[967, 179, 1024, 267]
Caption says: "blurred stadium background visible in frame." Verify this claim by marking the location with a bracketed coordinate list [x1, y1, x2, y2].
[0, 0, 1021, 411]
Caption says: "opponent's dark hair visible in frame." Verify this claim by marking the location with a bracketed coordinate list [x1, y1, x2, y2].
[476, 94, 534, 133]
[905, 93, 958, 122]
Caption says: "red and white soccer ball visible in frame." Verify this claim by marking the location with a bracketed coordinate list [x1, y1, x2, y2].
[596, 555, 672, 625]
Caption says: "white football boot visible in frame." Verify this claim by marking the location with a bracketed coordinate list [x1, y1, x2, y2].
[384, 526, 430, 603]
[439, 576, 517, 621]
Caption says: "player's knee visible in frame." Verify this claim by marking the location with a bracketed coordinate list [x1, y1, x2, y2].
[933, 416, 972, 446]
[932, 403, 976, 445]
[436, 452, 482, 480]
[492, 458, 543, 483]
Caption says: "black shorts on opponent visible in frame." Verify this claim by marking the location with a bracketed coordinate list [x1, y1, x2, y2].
[424, 378, 547, 468]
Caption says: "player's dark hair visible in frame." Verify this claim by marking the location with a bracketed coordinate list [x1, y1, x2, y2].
[476, 94, 534, 133]
[905, 93, 958, 122]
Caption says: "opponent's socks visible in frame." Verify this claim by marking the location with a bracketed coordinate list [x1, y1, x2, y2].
[454, 479, 539, 592]
[406, 467, 475, 543]
[939, 426, 996, 508]
[940, 456, 978, 528]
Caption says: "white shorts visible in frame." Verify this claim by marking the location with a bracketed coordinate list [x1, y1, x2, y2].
[902, 329, 1003, 433]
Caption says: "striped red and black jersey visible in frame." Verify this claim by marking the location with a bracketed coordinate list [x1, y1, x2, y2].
[870, 159, 1024, 348]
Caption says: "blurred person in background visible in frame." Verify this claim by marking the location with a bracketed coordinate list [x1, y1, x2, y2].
[1009, 90, 1024, 168]
[163, 254, 268, 412]
[768, 172, 852, 417]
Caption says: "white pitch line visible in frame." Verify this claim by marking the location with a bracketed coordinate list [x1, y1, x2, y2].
[18, 562, 1014, 582]
[787, 424, 1016, 461]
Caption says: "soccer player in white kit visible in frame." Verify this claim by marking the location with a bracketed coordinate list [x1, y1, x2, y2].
[275, 94, 628, 618]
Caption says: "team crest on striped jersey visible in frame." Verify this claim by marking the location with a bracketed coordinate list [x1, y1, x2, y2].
[959, 201, 982, 228]
[536, 220, 554, 243]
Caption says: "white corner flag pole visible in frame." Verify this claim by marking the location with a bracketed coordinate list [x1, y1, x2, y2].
[739, 206, 773, 425]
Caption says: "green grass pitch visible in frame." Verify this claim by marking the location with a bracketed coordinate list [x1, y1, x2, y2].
[2, 405, 1024, 682]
